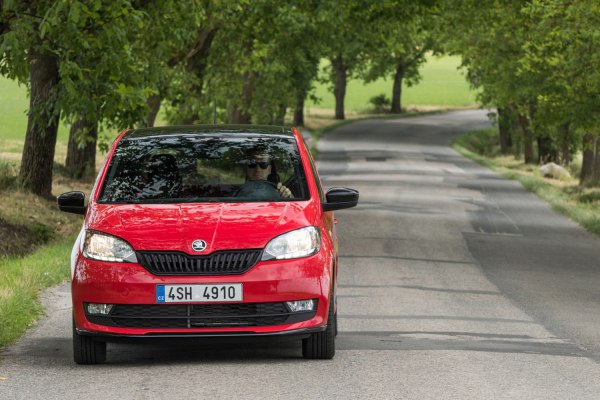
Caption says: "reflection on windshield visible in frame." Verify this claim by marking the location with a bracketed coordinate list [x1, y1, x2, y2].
[98, 136, 309, 203]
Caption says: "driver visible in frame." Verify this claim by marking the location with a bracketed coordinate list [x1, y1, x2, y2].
[236, 152, 293, 199]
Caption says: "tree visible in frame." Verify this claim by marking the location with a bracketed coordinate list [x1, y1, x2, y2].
[520, 0, 600, 184]
[362, 2, 437, 113]
[1, 1, 151, 194]
[317, 0, 375, 120]
[64, 1, 213, 179]
[171, 1, 323, 126]
[138, 0, 219, 127]
[441, 0, 540, 163]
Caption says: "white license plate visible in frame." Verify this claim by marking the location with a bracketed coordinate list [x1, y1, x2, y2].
[156, 284, 243, 303]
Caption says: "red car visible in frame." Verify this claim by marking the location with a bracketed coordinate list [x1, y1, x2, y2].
[58, 125, 358, 364]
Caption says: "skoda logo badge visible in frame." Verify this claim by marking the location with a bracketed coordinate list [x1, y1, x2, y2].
[191, 240, 207, 252]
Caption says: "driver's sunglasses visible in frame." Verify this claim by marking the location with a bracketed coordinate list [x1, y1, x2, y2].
[246, 160, 270, 169]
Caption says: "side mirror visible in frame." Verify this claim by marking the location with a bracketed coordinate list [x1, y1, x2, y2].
[57, 191, 87, 215]
[322, 187, 359, 212]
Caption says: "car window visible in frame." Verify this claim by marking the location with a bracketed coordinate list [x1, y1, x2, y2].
[98, 135, 309, 203]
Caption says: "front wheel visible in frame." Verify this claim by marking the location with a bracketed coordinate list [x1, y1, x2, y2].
[302, 296, 336, 359]
[73, 317, 106, 365]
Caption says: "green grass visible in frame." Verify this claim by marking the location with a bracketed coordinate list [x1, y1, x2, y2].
[307, 55, 477, 111]
[453, 129, 600, 236]
[0, 236, 74, 347]
[0, 78, 71, 145]
[0, 78, 32, 142]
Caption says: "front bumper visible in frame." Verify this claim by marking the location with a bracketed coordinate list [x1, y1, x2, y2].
[72, 250, 332, 336]
[76, 326, 326, 344]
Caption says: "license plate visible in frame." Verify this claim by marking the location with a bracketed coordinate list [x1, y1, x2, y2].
[156, 284, 243, 303]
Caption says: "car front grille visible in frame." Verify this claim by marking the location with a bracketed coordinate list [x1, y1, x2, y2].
[85, 302, 317, 329]
[136, 249, 262, 275]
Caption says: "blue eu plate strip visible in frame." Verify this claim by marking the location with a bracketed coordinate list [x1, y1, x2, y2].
[156, 285, 165, 303]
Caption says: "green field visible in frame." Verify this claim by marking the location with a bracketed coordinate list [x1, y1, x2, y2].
[0, 78, 71, 160]
[307, 55, 477, 111]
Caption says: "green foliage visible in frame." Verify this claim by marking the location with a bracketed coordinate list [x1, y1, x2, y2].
[1, 1, 151, 129]
[369, 94, 391, 112]
[520, 0, 600, 131]
[360, 1, 437, 87]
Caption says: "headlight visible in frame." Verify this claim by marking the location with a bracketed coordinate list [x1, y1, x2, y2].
[262, 226, 321, 261]
[83, 231, 137, 263]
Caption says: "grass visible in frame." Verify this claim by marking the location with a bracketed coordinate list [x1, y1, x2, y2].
[307, 55, 477, 111]
[0, 237, 74, 347]
[453, 129, 600, 236]
[0, 162, 89, 349]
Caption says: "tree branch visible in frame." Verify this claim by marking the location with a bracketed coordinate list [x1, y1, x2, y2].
[168, 26, 219, 68]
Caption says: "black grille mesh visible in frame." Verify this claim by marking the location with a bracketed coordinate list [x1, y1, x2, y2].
[86, 302, 316, 328]
[136, 249, 262, 275]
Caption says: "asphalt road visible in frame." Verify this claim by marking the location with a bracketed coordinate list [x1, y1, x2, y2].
[3, 110, 600, 399]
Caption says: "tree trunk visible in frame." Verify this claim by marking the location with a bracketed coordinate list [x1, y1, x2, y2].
[508, 108, 518, 148]
[580, 132, 596, 185]
[65, 119, 98, 180]
[537, 135, 554, 164]
[19, 51, 60, 198]
[144, 93, 161, 127]
[559, 123, 571, 165]
[294, 93, 305, 127]
[331, 55, 347, 120]
[593, 139, 600, 184]
[170, 27, 218, 125]
[591, 144, 600, 186]
[497, 107, 510, 154]
[228, 71, 254, 124]
[273, 104, 286, 126]
[391, 63, 405, 114]
[518, 113, 535, 164]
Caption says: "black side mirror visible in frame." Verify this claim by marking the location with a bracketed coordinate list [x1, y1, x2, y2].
[57, 191, 87, 215]
[322, 187, 359, 212]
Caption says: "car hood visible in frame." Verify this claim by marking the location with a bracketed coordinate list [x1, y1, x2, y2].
[86, 201, 318, 253]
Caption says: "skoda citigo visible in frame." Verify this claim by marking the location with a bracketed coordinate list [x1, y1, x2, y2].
[58, 125, 358, 364]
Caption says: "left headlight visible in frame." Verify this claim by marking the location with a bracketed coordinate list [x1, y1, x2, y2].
[83, 231, 137, 263]
[262, 226, 321, 261]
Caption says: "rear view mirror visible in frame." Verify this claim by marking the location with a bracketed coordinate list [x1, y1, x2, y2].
[322, 187, 359, 212]
[57, 191, 87, 215]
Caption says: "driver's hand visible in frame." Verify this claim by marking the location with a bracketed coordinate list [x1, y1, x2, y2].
[277, 182, 292, 198]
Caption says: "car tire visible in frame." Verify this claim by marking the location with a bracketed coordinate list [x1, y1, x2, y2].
[302, 294, 335, 359]
[334, 310, 338, 337]
[334, 294, 338, 337]
[73, 317, 106, 365]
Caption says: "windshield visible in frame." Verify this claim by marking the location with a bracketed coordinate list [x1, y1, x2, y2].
[98, 135, 309, 203]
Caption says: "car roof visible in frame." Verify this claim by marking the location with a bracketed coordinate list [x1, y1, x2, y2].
[124, 125, 294, 139]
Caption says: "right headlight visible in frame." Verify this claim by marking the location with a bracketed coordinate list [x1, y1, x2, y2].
[261, 226, 321, 261]
[83, 230, 137, 263]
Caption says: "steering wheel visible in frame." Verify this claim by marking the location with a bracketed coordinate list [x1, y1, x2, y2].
[283, 175, 300, 196]
[235, 180, 280, 199]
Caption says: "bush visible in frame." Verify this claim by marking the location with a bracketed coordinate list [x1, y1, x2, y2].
[369, 94, 391, 113]
[0, 161, 18, 190]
